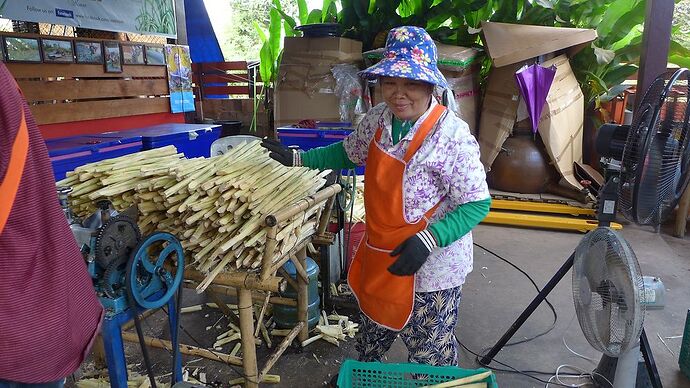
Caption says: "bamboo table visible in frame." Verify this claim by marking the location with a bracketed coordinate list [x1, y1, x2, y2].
[181, 183, 341, 387]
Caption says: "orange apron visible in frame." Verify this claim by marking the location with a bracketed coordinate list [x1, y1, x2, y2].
[348, 104, 446, 331]
[0, 106, 28, 235]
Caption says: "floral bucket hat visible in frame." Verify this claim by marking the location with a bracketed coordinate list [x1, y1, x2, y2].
[359, 26, 448, 89]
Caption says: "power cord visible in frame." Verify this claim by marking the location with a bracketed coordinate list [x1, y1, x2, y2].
[546, 365, 613, 388]
[467, 244, 613, 388]
[473, 242, 558, 345]
[455, 338, 573, 387]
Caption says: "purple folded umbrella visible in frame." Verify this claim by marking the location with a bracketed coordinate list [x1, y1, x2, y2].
[515, 63, 557, 134]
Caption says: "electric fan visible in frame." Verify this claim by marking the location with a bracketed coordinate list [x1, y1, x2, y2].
[481, 68, 690, 388]
[573, 227, 645, 388]
[598, 68, 690, 229]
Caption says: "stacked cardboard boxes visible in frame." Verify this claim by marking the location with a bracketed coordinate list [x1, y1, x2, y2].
[478, 22, 597, 191]
[274, 37, 363, 127]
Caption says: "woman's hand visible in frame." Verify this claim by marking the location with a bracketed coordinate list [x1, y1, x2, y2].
[261, 138, 299, 166]
[388, 230, 437, 276]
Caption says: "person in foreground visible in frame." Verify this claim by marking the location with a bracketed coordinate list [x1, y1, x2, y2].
[0, 61, 103, 388]
[262, 26, 490, 367]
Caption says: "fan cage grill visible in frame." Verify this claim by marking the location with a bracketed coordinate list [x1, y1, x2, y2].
[619, 69, 690, 225]
[572, 227, 645, 357]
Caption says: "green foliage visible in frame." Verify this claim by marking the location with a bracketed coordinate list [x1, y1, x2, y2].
[244, 0, 689, 123]
[217, 0, 298, 60]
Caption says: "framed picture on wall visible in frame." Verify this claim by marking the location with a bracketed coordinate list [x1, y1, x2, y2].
[103, 41, 122, 73]
[75, 40, 104, 64]
[144, 45, 166, 65]
[3, 36, 41, 63]
[41, 38, 74, 63]
[121, 43, 145, 65]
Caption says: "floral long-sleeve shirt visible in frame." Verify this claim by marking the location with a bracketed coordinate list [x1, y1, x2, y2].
[340, 100, 490, 291]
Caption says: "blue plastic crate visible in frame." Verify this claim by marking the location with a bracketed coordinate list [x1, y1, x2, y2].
[46, 134, 143, 181]
[107, 124, 221, 158]
[277, 123, 352, 150]
[277, 123, 364, 175]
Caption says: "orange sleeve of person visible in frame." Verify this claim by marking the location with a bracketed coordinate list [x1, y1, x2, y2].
[0, 107, 29, 235]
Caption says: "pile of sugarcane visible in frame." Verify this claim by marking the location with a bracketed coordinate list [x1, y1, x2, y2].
[58, 141, 330, 288]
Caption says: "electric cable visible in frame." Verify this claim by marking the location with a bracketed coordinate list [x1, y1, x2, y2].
[456, 338, 580, 387]
[465, 244, 613, 387]
[473, 242, 558, 345]
[545, 364, 614, 388]
[336, 170, 356, 280]
[455, 337, 592, 388]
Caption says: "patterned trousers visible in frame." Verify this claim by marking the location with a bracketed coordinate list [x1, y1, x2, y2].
[355, 286, 462, 366]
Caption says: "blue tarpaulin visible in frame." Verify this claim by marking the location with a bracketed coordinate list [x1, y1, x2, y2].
[184, 0, 224, 63]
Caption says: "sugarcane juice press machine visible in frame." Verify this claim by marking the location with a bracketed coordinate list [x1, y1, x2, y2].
[58, 187, 184, 387]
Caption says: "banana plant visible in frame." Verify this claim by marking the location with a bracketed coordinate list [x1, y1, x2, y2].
[569, 0, 645, 107]
[251, 0, 286, 131]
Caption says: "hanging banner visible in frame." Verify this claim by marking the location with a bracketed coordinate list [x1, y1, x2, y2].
[0, 0, 177, 38]
[165, 44, 195, 113]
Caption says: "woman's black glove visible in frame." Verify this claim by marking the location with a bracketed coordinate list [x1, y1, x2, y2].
[388, 230, 438, 276]
[261, 138, 300, 166]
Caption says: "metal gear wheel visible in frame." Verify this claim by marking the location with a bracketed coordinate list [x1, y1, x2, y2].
[94, 215, 141, 268]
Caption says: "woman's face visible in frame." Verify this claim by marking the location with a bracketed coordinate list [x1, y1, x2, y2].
[380, 76, 434, 121]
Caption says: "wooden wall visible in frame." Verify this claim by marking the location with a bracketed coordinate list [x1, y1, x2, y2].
[2, 33, 180, 137]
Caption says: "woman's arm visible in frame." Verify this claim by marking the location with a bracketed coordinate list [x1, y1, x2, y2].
[428, 198, 491, 247]
[301, 141, 359, 170]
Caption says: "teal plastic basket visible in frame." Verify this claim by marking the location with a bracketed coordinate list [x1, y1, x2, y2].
[337, 360, 498, 388]
[680, 309, 690, 379]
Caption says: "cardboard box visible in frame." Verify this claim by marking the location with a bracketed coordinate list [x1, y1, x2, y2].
[481, 22, 597, 67]
[442, 65, 481, 135]
[477, 22, 596, 190]
[275, 37, 362, 127]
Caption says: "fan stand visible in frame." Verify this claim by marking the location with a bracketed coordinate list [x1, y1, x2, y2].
[479, 177, 663, 388]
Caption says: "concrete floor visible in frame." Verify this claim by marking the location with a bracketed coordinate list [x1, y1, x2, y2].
[77, 221, 690, 387]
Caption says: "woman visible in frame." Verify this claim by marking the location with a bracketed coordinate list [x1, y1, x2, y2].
[263, 26, 490, 366]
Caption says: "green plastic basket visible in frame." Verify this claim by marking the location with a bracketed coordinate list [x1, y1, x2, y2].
[336, 360, 498, 388]
[680, 309, 690, 379]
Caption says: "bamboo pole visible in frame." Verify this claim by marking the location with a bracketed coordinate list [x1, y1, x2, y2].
[187, 283, 297, 307]
[120, 332, 242, 366]
[296, 246, 309, 343]
[269, 238, 312, 275]
[258, 322, 304, 382]
[184, 269, 286, 293]
[259, 225, 279, 280]
[265, 184, 341, 227]
[205, 288, 241, 326]
[253, 292, 271, 338]
[288, 257, 310, 284]
[238, 288, 259, 388]
[277, 267, 299, 292]
[317, 194, 336, 236]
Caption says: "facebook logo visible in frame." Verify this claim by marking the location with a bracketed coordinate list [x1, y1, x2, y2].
[55, 8, 74, 19]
